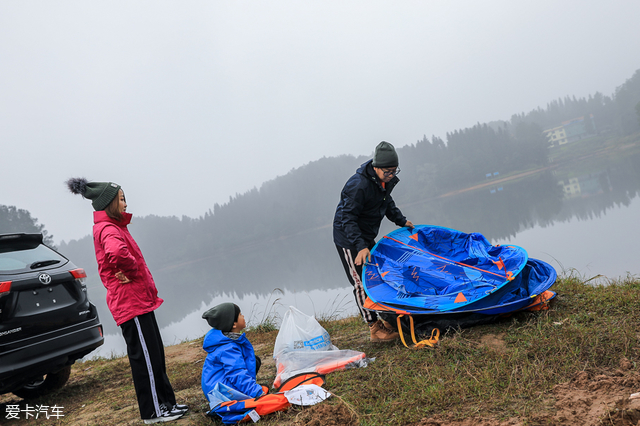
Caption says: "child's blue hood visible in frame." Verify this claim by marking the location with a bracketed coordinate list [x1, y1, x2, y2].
[203, 329, 249, 353]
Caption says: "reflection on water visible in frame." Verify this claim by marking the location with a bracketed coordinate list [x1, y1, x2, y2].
[495, 196, 640, 280]
[493, 159, 639, 279]
[559, 170, 611, 199]
[87, 286, 357, 359]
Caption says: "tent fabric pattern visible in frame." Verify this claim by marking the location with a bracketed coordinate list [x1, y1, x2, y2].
[366, 259, 556, 316]
[363, 225, 529, 313]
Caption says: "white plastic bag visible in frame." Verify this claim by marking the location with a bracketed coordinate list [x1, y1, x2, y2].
[273, 306, 336, 358]
[272, 306, 372, 389]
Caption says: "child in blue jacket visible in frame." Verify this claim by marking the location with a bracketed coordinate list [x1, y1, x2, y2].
[201, 303, 265, 402]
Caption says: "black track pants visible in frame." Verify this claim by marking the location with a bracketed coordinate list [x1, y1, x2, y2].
[335, 244, 376, 323]
[120, 311, 176, 420]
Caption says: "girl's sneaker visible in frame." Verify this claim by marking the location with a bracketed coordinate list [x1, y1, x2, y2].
[143, 404, 184, 424]
[172, 404, 189, 414]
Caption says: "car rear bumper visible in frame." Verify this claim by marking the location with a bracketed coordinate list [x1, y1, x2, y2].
[0, 316, 104, 394]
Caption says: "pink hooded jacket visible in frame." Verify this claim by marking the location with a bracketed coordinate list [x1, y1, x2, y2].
[93, 211, 163, 326]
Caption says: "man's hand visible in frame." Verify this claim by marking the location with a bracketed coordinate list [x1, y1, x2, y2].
[115, 271, 131, 284]
[405, 220, 415, 229]
[355, 248, 371, 266]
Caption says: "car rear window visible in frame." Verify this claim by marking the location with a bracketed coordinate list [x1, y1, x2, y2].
[0, 245, 68, 273]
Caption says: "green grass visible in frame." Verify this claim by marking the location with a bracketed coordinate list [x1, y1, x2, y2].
[3, 275, 640, 425]
[311, 275, 640, 425]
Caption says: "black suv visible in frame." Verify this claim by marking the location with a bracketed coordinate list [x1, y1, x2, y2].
[0, 233, 103, 399]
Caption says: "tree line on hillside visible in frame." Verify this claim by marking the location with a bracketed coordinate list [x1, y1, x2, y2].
[404, 70, 640, 199]
[497, 68, 640, 137]
[405, 121, 549, 196]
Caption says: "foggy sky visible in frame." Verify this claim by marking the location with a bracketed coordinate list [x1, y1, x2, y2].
[2, 0, 639, 243]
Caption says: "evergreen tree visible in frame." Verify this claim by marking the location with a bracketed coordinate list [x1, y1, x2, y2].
[0, 205, 55, 246]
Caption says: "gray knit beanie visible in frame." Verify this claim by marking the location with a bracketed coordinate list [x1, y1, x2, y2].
[66, 178, 121, 211]
[202, 303, 241, 332]
[372, 141, 399, 168]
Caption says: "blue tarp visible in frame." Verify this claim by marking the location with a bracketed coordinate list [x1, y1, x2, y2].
[363, 225, 555, 315]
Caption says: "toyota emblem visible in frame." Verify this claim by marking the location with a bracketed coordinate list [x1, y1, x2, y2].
[38, 273, 52, 285]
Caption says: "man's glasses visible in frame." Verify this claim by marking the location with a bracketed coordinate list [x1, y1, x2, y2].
[382, 167, 401, 177]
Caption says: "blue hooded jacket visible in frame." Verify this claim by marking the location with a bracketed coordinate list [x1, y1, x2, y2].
[201, 329, 263, 401]
[333, 160, 407, 252]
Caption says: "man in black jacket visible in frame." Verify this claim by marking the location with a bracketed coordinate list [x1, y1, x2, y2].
[333, 141, 414, 342]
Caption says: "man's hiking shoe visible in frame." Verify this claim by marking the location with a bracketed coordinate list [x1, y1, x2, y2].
[369, 320, 399, 343]
[381, 319, 397, 331]
[143, 404, 184, 424]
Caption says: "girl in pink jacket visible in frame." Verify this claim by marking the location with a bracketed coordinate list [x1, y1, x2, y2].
[67, 178, 187, 424]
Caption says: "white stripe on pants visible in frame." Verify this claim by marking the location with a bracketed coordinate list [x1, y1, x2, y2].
[336, 245, 375, 323]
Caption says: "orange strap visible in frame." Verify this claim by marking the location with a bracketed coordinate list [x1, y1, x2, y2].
[397, 315, 440, 349]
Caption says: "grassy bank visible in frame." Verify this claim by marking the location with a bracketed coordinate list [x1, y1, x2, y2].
[3, 274, 640, 425]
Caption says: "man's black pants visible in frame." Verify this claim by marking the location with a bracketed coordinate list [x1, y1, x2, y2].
[335, 244, 376, 323]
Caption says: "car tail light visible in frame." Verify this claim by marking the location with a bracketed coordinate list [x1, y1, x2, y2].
[70, 268, 87, 285]
[0, 281, 11, 298]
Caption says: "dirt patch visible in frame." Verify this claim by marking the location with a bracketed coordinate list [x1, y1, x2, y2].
[478, 333, 507, 353]
[409, 417, 522, 426]
[293, 402, 359, 426]
[410, 358, 640, 426]
[165, 340, 204, 364]
[544, 366, 640, 426]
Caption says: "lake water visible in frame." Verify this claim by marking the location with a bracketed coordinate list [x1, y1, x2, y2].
[88, 143, 640, 359]
[90, 286, 358, 359]
[495, 195, 640, 281]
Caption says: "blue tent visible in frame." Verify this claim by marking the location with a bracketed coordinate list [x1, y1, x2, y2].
[363, 225, 555, 316]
